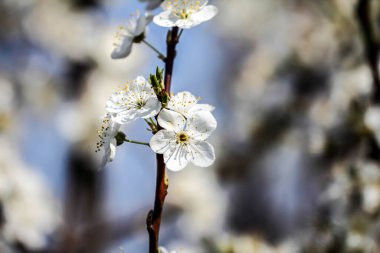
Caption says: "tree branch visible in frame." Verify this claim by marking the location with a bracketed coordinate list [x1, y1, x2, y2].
[147, 27, 179, 253]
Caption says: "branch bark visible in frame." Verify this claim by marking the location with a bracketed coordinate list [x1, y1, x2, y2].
[147, 27, 179, 253]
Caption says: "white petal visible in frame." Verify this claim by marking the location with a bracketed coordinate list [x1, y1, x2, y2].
[100, 139, 117, 170]
[111, 109, 138, 124]
[187, 110, 217, 140]
[134, 13, 147, 36]
[153, 10, 177, 27]
[158, 247, 169, 253]
[190, 141, 215, 167]
[190, 103, 215, 113]
[111, 36, 133, 59]
[158, 109, 186, 132]
[100, 146, 111, 169]
[109, 140, 117, 162]
[150, 130, 176, 154]
[135, 75, 147, 84]
[164, 145, 190, 171]
[175, 19, 198, 29]
[190, 5, 218, 23]
[140, 97, 162, 119]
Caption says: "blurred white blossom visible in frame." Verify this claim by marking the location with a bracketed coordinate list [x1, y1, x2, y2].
[0, 145, 60, 250]
[158, 246, 177, 253]
[112, 10, 152, 59]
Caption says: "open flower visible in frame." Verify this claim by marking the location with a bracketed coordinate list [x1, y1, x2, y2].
[97, 113, 121, 169]
[106, 76, 162, 124]
[153, 0, 218, 29]
[111, 10, 152, 59]
[167, 91, 214, 118]
[150, 109, 217, 171]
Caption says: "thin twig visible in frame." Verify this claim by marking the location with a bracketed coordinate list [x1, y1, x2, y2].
[123, 139, 150, 146]
[142, 40, 166, 61]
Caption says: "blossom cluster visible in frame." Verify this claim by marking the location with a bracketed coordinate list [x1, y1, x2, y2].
[99, 0, 218, 171]
[98, 76, 217, 171]
[112, 0, 218, 59]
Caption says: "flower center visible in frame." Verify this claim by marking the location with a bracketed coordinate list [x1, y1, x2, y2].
[176, 132, 190, 145]
[136, 99, 146, 109]
[169, 0, 202, 19]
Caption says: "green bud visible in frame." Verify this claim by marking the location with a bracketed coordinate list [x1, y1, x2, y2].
[115, 131, 126, 146]
[161, 92, 170, 108]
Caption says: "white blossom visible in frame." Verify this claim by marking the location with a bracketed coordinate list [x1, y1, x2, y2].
[158, 246, 177, 253]
[97, 113, 121, 169]
[139, 0, 162, 10]
[0, 145, 60, 250]
[150, 109, 216, 171]
[106, 76, 162, 124]
[153, 0, 218, 29]
[167, 91, 214, 118]
[111, 10, 152, 59]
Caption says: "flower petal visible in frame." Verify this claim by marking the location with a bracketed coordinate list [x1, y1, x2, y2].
[140, 97, 162, 119]
[190, 5, 218, 23]
[112, 109, 138, 124]
[111, 36, 133, 59]
[153, 10, 177, 27]
[158, 109, 186, 132]
[190, 141, 215, 167]
[175, 19, 198, 29]
[109, 140, 117, 162]
[187, 110, 217, 140]
[150, 130, 176, 154]
[164, 145, 190, 171]
[134, 13, 147, 36]
[190, 103, 215, 113]
[100, 139, 117, 169]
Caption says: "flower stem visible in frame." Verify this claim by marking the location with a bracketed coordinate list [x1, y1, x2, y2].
[147, 27, 179, 253]
[142, 40, 166, 61]
[178, 29, 184, 40]
[123, 139, 150, 146]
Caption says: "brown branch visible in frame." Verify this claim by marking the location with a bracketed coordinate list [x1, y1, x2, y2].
[356, 0, 380, 103]
[147, 27, 179, 253]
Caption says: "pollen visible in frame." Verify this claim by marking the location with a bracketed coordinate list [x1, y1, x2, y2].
[170, 0, 202, 19]
[176, 131, 190, 145]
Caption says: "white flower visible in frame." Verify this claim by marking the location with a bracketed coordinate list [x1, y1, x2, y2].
[167, 91, 214, 118]
[111, 10, 152, 59]
[158, 246, 177, 253]
[153, 0, 218, 29]
[139, 0, 162, 10]
[97, 113, 121, 169]
[106, 76, 162, 124]
[150, 109, 216, 171]
[0, 145, 60, 250]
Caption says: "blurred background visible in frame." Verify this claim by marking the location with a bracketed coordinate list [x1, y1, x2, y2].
[1, 0, 380, 252]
